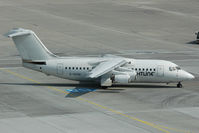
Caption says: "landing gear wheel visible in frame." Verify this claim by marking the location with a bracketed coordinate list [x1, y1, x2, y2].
[101, 86, 108, 89]
[177, 82, 182, 88]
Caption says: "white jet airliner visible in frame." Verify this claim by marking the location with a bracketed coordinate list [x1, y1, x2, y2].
[5, 28, 194, 88]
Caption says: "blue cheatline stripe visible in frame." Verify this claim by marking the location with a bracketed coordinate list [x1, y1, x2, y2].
[66, 88, 97, 93]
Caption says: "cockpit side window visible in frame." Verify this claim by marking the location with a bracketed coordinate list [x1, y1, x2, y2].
[169, 67, 172, 71]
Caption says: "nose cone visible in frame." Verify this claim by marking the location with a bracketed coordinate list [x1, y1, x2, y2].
[178, 70, 195, 81]
[187, 73, 195, 80]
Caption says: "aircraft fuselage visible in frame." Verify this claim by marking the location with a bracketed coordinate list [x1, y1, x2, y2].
[23, 57, 194, 86]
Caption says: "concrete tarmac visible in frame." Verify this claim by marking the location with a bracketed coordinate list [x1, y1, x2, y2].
[0, 0, 199, 132]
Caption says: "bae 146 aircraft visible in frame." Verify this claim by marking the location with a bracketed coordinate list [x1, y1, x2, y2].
[5, 28, 194, 88]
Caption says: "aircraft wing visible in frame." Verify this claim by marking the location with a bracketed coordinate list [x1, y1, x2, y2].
[89, 58, 127, 78]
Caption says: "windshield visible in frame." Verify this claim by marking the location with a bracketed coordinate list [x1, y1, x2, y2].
[176, 66, 181, 70]
[169, 66, 181, 71]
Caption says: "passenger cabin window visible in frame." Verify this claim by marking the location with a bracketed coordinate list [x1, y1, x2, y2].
[65, 66, 93, 71]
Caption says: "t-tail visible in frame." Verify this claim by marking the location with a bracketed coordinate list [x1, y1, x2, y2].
[5, 28, 58, 72]
[5, 28, 57, 61]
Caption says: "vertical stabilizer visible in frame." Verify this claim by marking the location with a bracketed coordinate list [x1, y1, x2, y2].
[5, 28, 57, 60]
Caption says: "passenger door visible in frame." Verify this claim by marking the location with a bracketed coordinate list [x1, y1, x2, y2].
[157, 65, 164, 77]
[57, 63, 63, 75]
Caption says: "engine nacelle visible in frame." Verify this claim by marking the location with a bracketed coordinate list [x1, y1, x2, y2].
[112, 70, 137, 83]
[128, 71, 137, 82]
[114, 75, 131, 84]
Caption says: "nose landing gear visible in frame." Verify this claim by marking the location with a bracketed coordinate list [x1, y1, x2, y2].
[177, 82, 182, 88]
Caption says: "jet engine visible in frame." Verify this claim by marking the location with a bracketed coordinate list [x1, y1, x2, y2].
[114, 74, 131, 84]
[112, 71, 137, 84]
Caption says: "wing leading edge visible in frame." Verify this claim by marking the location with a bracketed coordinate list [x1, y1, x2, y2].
[89, 58, 127, 78]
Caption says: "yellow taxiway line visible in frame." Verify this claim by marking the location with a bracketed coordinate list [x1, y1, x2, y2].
[0, 68, 191, 133]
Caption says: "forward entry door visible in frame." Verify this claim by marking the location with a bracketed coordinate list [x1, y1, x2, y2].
[57, 63, 63, 75]
[157, 65, 164, 77]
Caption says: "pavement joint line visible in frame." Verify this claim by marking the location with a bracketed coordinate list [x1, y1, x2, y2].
[0, 68, 191, 133]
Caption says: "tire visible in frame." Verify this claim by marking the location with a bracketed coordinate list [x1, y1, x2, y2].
[101, 86, 108, 89]
[177, 83, 182, 88]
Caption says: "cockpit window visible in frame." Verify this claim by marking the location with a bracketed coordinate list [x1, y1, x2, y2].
[169, 66, 181, 71]
[169, 67, 176, 71]
[169, 67, 172, 71]
[176, 66, 181, 70]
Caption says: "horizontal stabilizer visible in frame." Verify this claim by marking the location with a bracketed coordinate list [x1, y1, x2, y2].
[5, 28, 32, 38]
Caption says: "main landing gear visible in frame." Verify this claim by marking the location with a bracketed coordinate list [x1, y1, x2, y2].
[101, 86, 108, 89]
[177, 82, 183, 88]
